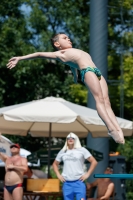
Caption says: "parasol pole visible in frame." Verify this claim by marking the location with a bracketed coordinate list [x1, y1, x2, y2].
[47, 123, 52, 178]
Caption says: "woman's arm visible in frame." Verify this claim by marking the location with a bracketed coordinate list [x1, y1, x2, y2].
[86, 156, 98, 177]
[52, 160, 65, 182]
[80, 156, 98, 181]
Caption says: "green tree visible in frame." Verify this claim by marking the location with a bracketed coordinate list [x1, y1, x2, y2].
[0, 0, 37, 106]
[0, 0, 89, 108]
[108, 0, 133, 120]
[108, 1, 133, 198]
[1, 0, 88, 153]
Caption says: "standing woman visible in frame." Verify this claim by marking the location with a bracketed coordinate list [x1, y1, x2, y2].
[52, 133, 97, 200]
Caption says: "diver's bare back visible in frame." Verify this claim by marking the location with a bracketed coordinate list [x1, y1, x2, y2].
[58, 48, 96, 69]
[5, 156, 24, 186]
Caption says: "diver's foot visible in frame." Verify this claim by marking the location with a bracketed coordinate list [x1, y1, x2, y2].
[108, 130, 125, 144]
[117, 129, 125, 144]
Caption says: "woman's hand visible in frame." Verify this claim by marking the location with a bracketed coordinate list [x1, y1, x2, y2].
[79, 173, 90, 182]
[57, 174, 66, 182]
[7, 57, 20, 69]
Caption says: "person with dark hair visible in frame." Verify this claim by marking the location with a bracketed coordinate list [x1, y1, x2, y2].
[52, 132, 97, 200]
[0, 143, 28, 200]
[86, 167, 115, 200]
[7, 33, 125, 144]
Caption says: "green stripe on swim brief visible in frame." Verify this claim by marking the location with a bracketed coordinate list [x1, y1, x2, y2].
[80, 67, 102, 83]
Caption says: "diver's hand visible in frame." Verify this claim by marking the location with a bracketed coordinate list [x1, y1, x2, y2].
[7, 57, 20, 69]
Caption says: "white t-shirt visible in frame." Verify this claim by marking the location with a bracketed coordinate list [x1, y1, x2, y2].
[55, 147, 92, 181]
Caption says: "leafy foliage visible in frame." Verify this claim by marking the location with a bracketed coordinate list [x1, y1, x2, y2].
[1, 0, 88, 151]
[108, 0, 133, 120]
[1, 0, 133, 197]
[108, 2, 133, 197]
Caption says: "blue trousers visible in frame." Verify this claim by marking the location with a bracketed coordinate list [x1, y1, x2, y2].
[62, 180, 86, 200]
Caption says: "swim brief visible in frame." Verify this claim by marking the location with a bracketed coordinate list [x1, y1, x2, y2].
[4, 183, 23, 194]
[80, 66, 102, 83]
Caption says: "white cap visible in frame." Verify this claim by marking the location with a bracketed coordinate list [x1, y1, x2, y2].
[62, 132, 82, 151]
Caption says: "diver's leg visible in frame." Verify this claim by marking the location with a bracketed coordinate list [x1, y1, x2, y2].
[99, 76, 125, 143]
[84, 71, 124, 144]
